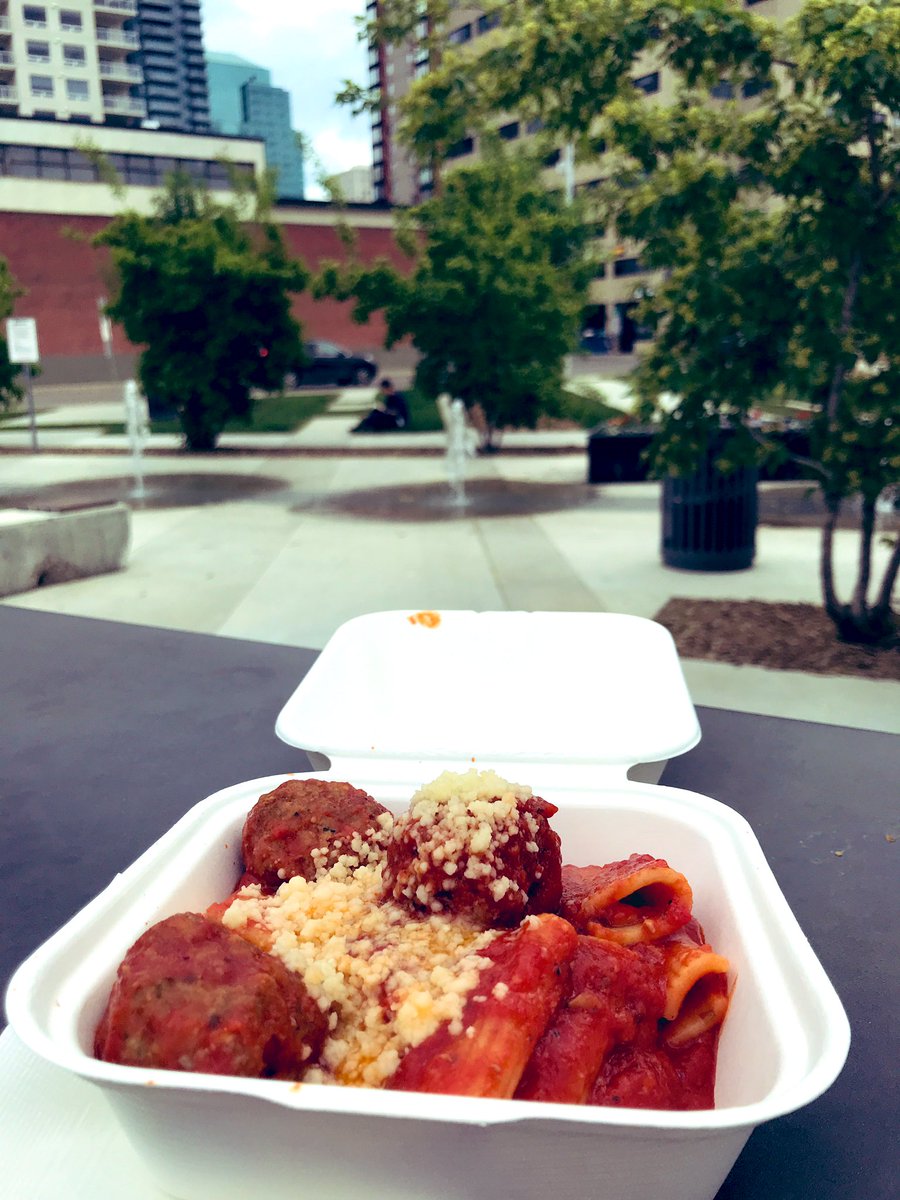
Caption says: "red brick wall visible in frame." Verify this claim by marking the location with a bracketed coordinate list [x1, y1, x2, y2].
[0, 210, 407, 362]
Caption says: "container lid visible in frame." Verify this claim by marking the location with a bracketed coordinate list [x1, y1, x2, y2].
[275, 610, 700, 771]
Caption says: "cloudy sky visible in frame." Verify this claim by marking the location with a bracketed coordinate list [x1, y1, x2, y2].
[201, 0, 372, 196]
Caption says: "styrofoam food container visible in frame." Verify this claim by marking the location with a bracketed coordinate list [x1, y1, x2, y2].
[5, 612, 850, 1200]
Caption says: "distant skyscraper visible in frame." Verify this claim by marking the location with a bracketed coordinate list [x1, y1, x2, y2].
[330, 165, 375, 205]
[206, 51, 304, 199]
[206, 52, 270, 135]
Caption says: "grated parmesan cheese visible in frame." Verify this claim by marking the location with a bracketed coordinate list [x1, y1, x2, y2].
[223, 827, 498, 1089]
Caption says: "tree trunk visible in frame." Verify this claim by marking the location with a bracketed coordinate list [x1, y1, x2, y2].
[821, 489, 898, 644]
[180, 394, 221, 452]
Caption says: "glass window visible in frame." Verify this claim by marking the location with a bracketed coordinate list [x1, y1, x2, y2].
[447, 23, 472, 45]
[124, 155, 156, 185]
[3, 146, 39, 177]
[26, 40, 50, 61]
[63, 45, 86, 65]
[59, 10, 83, 31]
[67, 149, 99, 181]
[498, 121, 519, 141]
[477, 12, 501, 34]
[37, 147, 66, 179]
[206, 162, 231, 188]
[446, 135, 474, 159]
[710, 80, 734, 99]
[741, 78, 772, 98]
[613, 257, 645, 277]
[30, 74, 54, 96]
[23, 6, 47, 26]
[66, 78, 89, 100]
[633, 72, 660, 95]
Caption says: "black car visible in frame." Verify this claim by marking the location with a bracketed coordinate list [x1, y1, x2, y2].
[290, 340, 377, 388]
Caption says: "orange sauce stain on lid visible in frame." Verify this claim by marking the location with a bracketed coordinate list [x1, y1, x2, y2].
[407, 611, 441, 628]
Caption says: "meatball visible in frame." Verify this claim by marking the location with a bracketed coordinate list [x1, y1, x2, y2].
[241, 778, 390, 889]
[94, 912, 327, 1079]
[383, 769, 562, 925]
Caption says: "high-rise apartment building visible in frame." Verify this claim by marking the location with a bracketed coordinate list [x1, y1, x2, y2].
[0, 0, 147, 125]
[0, 0, 208, 131]
[134, 0, 208, 132]
[367, 0, 804, 336]
[206, 51, 304, 199]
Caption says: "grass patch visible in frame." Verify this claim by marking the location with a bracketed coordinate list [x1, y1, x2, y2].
[558, 386, 623, 428]
[0, 393, 333, 436]
[151, 392, 333, 434]
[406, 388, 445, 432]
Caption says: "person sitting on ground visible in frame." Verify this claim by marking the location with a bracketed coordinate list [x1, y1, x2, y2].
[351, 378, 410, 433]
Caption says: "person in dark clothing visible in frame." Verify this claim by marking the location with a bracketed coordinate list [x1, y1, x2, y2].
[352, 378, 410, 433]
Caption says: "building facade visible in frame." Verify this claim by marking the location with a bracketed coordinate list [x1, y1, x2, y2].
[134, 0, 208, 132]
[329, 164, 375, 204]
[206, 51, 304, 200]
[206, 51, 269, 135]
[367, 0, 803, 341]
[0, 144, 401, 380]
[0, 0, 147, 126]
[0, 0, 209, 131]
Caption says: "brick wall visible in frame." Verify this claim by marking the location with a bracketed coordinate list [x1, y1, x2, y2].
[0, 210, 408, 376]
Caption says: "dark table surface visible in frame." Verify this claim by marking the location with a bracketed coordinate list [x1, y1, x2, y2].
[1, 607, 897, 1200]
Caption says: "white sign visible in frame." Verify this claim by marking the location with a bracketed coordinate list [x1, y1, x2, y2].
[5, 317, 40, 365]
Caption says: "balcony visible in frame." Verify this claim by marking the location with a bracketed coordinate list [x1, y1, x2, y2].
[94, 0, 137, 10]
[102, 94, 146, 115]
[0, 17, 11, 33]
[0, 84, 17, 101]
[95, 27, 139, 47]
[99, 61, 142, 81]
[0, 50, 13, 65]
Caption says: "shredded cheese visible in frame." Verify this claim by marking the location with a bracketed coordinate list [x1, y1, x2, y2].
[222, 824, 499, 1089]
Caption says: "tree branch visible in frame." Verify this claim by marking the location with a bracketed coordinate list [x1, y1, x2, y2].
[824, 253, 862, 426]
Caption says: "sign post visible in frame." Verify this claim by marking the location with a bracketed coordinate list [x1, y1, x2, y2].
[5, 317, 40, 453]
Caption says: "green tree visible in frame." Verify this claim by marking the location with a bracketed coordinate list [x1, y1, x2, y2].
[366, 0, 899, 643]
[97, 171, 306, 451]
[0, 258, 24, 411]
[316, 147, 593, 450]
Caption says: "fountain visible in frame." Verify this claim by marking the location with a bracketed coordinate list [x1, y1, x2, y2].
[123, 380, 150, 501]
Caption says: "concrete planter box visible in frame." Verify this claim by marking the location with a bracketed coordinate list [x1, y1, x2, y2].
[0, 503, 130, 598]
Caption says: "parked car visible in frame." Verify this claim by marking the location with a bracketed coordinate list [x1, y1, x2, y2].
[289, 341, 378, 388]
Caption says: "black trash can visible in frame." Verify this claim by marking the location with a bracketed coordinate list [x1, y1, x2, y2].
[662, 452, 758, 571]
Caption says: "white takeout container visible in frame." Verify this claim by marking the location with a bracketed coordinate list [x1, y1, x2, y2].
[6, 611, 850, 1200]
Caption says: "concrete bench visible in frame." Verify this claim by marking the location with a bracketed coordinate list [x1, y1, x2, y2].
[0, 503, 130, 598]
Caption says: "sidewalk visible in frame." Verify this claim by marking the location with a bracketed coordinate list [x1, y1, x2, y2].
[1, 384, 897, 736]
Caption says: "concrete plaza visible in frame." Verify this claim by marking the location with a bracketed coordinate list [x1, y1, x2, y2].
[0, 381, 897, 735]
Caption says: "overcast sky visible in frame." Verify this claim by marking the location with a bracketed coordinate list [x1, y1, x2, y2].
[201, 0, 372, 197]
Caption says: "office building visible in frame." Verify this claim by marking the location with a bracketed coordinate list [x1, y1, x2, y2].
[206, 50, 304, 199]
[206, 51, 269, 135]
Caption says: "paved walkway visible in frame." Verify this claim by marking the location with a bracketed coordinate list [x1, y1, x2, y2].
[1, 382, 897, 736]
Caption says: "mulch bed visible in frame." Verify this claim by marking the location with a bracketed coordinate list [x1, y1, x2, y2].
[654, 598, 900, 681]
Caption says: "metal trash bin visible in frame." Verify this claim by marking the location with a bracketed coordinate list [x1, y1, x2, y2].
[662, 452, 758, 571]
